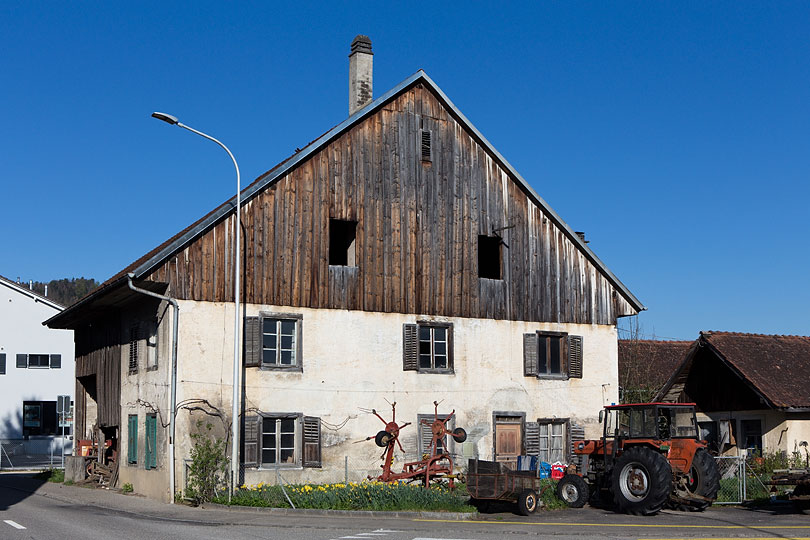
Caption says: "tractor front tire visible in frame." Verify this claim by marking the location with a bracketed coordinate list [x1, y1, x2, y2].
[556, 474, 589, 508]
[683, 448, 720, 511]
[612, 446, 673, 516]
[517, 489, 538, 515]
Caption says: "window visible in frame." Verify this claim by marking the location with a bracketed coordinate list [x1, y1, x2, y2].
[128, 414, 138, 465]
[402, 322, 453, 373]
[417, 413, 454, 456]
[421, 130, 432, 162]
[15, 354, 61, 369]
[0, 353, 5, 374]
[145, 414, 157, 469]
[329, 219, 357, 266]
[478, 235, 502, 279]
[128, 323, 140, 373]
[242, 414, 321, 468]
[22, 401, 57, 436]
[244, 314, 303, 370]
[526, 419, 568, 463]
[146, 320, 159, 371]
[740, 419, 763, 452]
[523, 332, 583, 379]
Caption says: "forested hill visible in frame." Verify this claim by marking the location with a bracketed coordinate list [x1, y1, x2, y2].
[26, 277, 100, 307]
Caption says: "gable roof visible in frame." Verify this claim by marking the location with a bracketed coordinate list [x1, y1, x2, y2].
[656, 331, 810, 410]
[618, 339, 692, 391]
[47, 70, 644, 327]
[0, 274, 64, 311]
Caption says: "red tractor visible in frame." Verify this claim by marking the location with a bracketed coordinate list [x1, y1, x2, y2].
[556, 403, 720, 515]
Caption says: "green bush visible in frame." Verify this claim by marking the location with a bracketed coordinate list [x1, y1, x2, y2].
[214, 481, 475, 512]
[35, 469, 64, 483]
[186, 421, 228, 504]
[121, 483, 134, 493]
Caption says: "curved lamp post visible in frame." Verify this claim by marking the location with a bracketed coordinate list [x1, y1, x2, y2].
[151, 112, 242, 499]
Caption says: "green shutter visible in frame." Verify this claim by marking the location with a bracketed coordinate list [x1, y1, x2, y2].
[145, 414, 157, 469]
[128, 415, 138, 465]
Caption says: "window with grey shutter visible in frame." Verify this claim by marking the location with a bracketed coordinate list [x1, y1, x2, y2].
[421, 130, 432, 162]
[128, 323, 140, 373]
[242, 415, 259, 468]
[567, 335, 583, 378]
[524, 421, 540, 456]
[17, 354, 27, 368]
[243, 317, 261, 368]
[523, 334, 538, 376]
[0, 353, 5, 374]
[403, 324, 418, 371]
[418, 413, 454, 456]
[302, 416, 321, 468]
[50, 354, 61, 369]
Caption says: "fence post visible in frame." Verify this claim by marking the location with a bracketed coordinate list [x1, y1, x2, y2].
[345, 456, 348, 483]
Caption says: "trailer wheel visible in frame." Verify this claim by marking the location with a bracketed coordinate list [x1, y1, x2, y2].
[612, 446, 672, 515]
[557, 474, 589, 508]
[451, 427, 467, 443]
[374, 430, 392, 447]
[683, 448, 720, 511]
[517, 489, 538, 515]
[794, 484, 810, 515]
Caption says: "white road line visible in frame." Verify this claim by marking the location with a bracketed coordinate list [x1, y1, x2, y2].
[412, 538, 477, 540]
[3, 520, 26, 530]
[356, 534, 389, 536]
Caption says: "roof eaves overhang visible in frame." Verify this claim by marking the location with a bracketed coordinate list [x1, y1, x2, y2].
[86, 70, 643, 314]
[43, 276, 127, 329]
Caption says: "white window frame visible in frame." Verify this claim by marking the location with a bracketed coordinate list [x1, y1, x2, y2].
[417, 323, 453, 374]
[260, 313, 303, 371]
[537, 419, 567, 463]
[259, 413, 300, 468]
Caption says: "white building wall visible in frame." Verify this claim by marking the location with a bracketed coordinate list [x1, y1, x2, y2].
[0, 280, 75, 439]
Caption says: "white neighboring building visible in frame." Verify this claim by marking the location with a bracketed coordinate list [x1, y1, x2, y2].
[0, 275, 75, 442]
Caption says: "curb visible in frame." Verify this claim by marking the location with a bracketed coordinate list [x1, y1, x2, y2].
[200, 501, 478, 520]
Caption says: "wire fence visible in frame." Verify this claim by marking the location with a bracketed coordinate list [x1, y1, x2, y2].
[0, 438, 72, 470]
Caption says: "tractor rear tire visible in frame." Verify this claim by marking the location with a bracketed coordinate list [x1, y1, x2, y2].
[683, 448, 720, 511]
[517, 489, 538, 515]
[556, 474, 589, 508]
[452, 427, 468, 443]
[612, 446, 672, 516]
[374, 430, 392, 447]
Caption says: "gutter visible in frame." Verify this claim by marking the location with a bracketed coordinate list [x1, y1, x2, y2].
[127, 273, 179, 504]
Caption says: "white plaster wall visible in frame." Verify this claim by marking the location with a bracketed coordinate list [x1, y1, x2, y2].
[0, 281, 74, 439]
[697, 410, 810, 456]
[168, 301, 619, 489]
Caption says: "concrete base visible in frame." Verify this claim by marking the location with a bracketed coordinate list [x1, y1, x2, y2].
[65, 456, 86, 483]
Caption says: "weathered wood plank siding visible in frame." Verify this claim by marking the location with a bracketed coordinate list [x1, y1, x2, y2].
[74, 320, 121, 429]
[145, 84, 636, 325]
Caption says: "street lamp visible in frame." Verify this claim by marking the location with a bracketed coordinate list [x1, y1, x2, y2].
[152, 112, 242, 499]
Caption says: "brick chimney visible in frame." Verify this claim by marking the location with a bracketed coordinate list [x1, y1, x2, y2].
[349, 35, 373, 116]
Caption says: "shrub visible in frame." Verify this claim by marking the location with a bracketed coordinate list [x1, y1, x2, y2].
[35, 469, 64, 483]
[121, 483, 134, 493]
[214, 481, 475, 512]
[186, 420, 228, 504]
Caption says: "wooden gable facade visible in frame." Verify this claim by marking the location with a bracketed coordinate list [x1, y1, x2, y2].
[140, 75, 640, 326]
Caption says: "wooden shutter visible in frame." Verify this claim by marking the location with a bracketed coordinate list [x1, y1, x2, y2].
[242, 415, 259, 468]
[523, 333, 538, 376]
[145, 414, 157, 469]
[16, 354, 27, 368]
[302, 416, 321, 468]
[0, 353, 5, 374]
[421, 130, 432, 162]
[128, 415, 138, 465]
[525, 421, 540, 457]
[50, 354, 62, 369]
[403, 324, 418, 371]
[244, 317, 261, 368]
[567, 335, 583, 379]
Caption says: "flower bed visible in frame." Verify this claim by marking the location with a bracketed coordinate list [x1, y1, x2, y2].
[213, 481, 476, 512]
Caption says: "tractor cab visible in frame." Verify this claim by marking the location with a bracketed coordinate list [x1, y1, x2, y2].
[602, 403, 699, 442]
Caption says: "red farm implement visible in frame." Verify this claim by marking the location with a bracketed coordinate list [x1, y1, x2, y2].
[364, 401, 467, 487]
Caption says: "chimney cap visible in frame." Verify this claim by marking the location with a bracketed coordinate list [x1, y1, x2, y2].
[350, 35, 373, 56]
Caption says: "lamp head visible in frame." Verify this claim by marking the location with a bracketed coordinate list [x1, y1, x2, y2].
[152, 112, 179, 125]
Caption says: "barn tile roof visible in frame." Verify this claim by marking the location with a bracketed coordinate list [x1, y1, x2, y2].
[618, 339, 692, 391]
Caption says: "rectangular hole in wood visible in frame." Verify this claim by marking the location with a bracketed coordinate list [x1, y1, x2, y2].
[329, 219, 357, 266]
[478, 235, 502, 279]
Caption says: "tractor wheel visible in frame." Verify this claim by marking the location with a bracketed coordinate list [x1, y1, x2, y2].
[556, 474, 589, 508]
[452, 427, 468, 443]
[683, 448, 720, 511]
[612, 446, 672, 515]
[517, 489, 538, 515]
[374, 430, 392, 448]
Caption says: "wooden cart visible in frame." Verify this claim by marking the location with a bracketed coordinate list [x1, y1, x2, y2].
[466, 458, 549, 515]
[768, 469, 810, 513]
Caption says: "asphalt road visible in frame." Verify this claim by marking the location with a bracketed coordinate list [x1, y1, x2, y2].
[1, 473, 809, 540]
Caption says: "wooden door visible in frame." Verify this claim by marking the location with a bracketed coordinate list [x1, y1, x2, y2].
[495, 422, 522, 467]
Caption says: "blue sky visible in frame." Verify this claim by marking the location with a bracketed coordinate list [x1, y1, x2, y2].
[1, 2, 808, 340]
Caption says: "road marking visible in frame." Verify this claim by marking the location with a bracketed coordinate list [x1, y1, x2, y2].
[3, 520, 26, 530]
[414, 518, 810, 530]
[638, 538, 810, 540]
